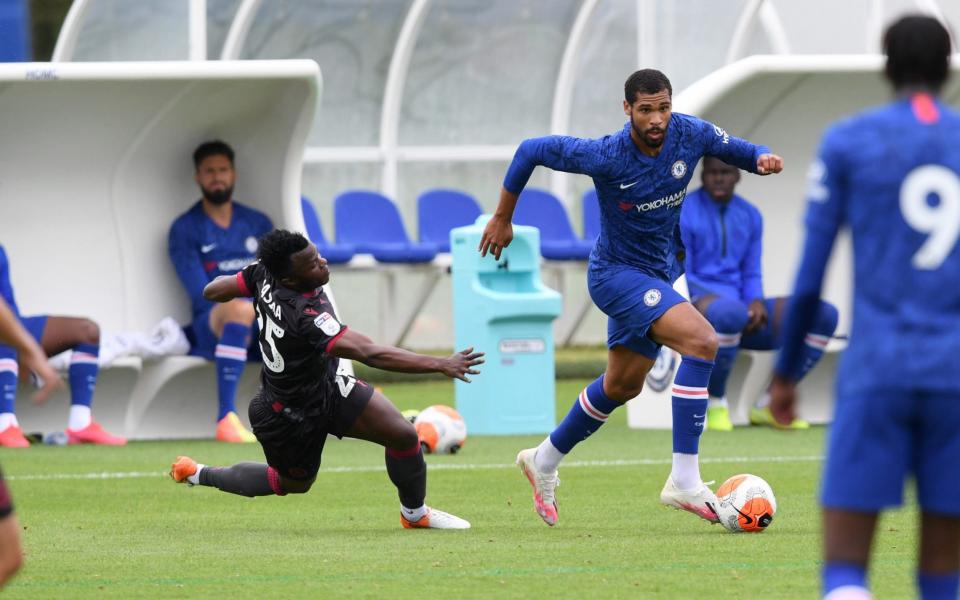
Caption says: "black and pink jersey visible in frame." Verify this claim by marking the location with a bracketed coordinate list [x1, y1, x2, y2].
[237, 262, 348, 413]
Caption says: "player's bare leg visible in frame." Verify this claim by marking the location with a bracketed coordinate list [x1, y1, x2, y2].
[209, 300, 256, 443]
[39, 316, 125, 445]
[918, 512, 960, 598]
[822, 508, 877, 599]
[650, 302, 721, 523]
[347, 390, 469, 529]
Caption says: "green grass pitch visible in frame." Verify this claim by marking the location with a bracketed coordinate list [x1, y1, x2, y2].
[1, 379, 919, 598]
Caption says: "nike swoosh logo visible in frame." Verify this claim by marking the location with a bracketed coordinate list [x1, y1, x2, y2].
[734, 506, 753, 524]
[201, 244, 216, 253]
[619, 181, 639, 189]
[693, 414, 705, 419]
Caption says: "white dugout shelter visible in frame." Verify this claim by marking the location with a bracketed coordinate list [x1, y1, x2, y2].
[629, 54, 960, 428]
[0, 60, 322, 439]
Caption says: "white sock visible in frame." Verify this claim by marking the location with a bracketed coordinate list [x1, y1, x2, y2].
[534, 437, 564, 473]
[823, 585, 873, 600]
[755, 392, 771, 409]
[0, 413, 18, 430]
[187, 464, 205, 485]
[708, 395, 728, 409]
[401, 504, 428, 522]
[68, 405, 92, 430]
[671, 453, 701, 490]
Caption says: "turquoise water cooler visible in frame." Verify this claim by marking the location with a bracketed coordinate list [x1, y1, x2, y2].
[450, 216, 562, 435]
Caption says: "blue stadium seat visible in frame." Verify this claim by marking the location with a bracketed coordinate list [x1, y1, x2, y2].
[582, 189, 601, 242]
[417, 188, 483, 252]
[300, 196, 356, 264]
[513, 188, 593, 260]
[334, 190, 438, 263]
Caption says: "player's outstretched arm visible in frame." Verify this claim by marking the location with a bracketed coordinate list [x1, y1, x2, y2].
[203, 274, 245, 302]
[330, 329, 484, 382]
[479, 187, 518, 260]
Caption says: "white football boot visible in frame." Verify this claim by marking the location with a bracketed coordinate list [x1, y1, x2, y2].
[659, 476, 720, 523]
[401, 507, 471, 529]
[516, 447, 560, 526]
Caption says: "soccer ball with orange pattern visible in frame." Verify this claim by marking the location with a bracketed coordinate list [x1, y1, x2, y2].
[715, 474, 777, 533]
[413, 405, 467, 454]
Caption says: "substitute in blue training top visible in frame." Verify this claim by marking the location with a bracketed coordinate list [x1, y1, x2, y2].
[681, 156, 838, 431]
[479, 69, 783, 528]
[168, 140, 273, 443]
[770, 15, 960, 600]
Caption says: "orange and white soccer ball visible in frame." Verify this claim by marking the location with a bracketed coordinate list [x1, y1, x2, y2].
[716, 474, 777, 533]
[414, 405, 467, 454]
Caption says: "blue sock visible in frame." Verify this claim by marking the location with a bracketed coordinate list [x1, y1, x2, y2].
[0, 346, 16, 415]
[795, 301, 839, 381]
[703, 298, 748, 398]
[549, 375, 621, 454]
[671, 356, 713, 454]
[823, 562, 868, 597]
[918, 572, 959, 600]
[215, 322, 250, 421]
[68, 343, 99, 408]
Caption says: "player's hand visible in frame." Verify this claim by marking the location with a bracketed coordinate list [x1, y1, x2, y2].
[478, 216, 513, 260]
[768, 374, 797, 427]
[745, 299, 768, 334]
[442, 347, 485, 383]
[19, 349, 64, 405]
[756, 153, 783, 175]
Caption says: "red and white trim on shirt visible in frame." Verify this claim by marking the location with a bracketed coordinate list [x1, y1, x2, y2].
[672, 384, 709, 400]
[578, 388, 609, 422]
[0, 358, 17, 375]
[325, 326, 349, 353]
[235, 271, 252, 297]
[215, 344, 248, 361]
[70, 351, 99, 366]
[805, 333, 830, 351]
[716, 332, 742, 348]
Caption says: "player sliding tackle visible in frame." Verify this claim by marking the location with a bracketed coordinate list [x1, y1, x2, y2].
[170, 230, 483, 529]
[480, 69, 783, 526]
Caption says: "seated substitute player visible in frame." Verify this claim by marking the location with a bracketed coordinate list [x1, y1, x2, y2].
[170, 230, 483, 529]
[680, 156, 838, 431]
[770, 16, 960, 600]
[479, 69, 782, 527]
[169, 140, 273, 443]
[0, 244, 125, 447]
[0, 296, 63, 587]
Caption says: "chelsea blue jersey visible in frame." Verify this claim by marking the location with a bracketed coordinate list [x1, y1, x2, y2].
[168, 201, 273, 318]
[0, 246, 19, 317]
[778, 94, 960, 392]
[503, 114, 770, 280]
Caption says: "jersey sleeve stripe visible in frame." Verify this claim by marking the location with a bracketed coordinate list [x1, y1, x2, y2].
[235, 271, 251, 297]
[325, 326, 349, 353]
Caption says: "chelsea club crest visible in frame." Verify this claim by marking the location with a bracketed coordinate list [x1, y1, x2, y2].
[671, 160, 687, 179]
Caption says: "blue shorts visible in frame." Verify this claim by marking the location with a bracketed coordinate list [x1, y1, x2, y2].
[0, 316, 48, 359]
[821, 388, 960, 515]
[587, 266, 686, 360]
[188, 308, 260, 361]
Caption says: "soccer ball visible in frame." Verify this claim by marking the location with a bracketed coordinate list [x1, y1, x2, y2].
[715, 474, 777, 533]
[414, 405, 467, 454]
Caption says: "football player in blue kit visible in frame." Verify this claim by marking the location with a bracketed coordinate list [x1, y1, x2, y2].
[681, 156, 838, 431]
[479, 69, 783, 527]
[169, 140, 273, 443]
[770, 16, 960, 600]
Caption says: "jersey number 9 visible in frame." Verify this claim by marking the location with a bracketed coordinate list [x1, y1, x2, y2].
[900, 164, 960, 270]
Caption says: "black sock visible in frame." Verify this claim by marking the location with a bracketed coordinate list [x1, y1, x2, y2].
[385, 443, 426, 509]
[198, 462, 280, 497]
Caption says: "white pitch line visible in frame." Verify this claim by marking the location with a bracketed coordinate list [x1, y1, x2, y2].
[5, 455, 822, 482]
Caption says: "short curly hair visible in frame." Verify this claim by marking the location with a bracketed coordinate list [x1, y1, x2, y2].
[256, 229, 309, 279]
[884, 15, 952, 92]
[624, 69, 672, 104]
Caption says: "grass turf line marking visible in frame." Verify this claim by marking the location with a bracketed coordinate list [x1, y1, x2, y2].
[6, 454, 822, 481]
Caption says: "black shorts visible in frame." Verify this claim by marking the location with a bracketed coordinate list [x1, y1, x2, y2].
[248, 375, 373, 481]
[0, 466, 13, 519]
